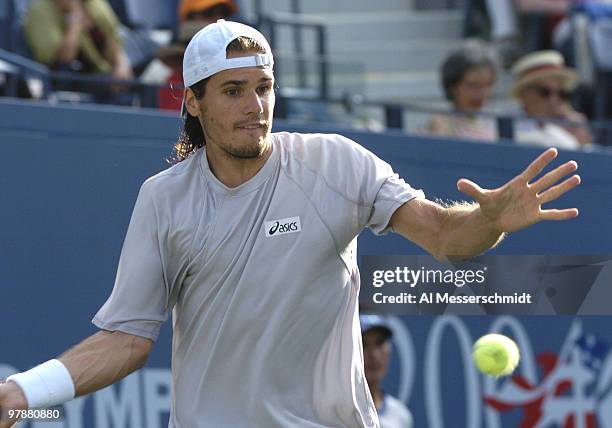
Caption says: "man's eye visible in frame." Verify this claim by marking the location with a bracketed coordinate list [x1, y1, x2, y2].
[225, 88, 239, 96]
[257, 86, 272, 95]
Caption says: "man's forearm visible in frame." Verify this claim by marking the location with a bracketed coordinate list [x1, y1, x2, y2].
[1, 330, 151, 424]
[59, 330, 151, 397]
[436, 202, 505, 260]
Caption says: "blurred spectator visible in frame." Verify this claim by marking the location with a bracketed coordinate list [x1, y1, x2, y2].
[152, 0, 237, 111]
[511, 50, 593, 149]
[554, 1, 612, 95]
[157, 21, 203, 111]
[361, 314, 413, 428]
[515, 0, 569, 48]
[24, 0, 133, 82]
[179, 0, 237, 25]
[484, 0, 524, 67]
[468, 0, 569, 66]
[486, 0, 572, 49]
[426, 40, 498, 142]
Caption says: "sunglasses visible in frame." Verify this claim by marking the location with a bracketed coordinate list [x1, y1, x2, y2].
[532, 85, 571, 100]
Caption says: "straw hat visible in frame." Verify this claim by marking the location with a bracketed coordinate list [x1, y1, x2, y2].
[510, 50, 578, 98]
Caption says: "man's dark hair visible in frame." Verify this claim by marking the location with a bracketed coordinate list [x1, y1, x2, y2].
[171, 36, 268, 163]
[440, 40, 498, 103]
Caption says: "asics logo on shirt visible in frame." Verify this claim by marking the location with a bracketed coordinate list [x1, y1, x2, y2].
[265, 216, 302, 237]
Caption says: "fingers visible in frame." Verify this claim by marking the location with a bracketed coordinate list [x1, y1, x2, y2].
[540, 208, 579, 220]
[521, 148, 558, 182]
[530, 160, 578, 193]
[456, 178, 486, 201]
[538, 174, 581, 204]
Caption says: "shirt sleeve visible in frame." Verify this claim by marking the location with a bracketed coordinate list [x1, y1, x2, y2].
[85, 0, 122, 71]
[24, 1, 63, 65]
[89, 0, 123, 47]
[367, 174, 424, 235]
[328, 134, 424, 235]
[294, 133, 424, 245]
[92, 181, 171, 341]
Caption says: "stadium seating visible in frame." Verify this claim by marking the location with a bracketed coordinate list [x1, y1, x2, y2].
[3, 0, 612, 144]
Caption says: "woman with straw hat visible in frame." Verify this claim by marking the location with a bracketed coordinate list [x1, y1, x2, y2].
[511, 50, 593, 149]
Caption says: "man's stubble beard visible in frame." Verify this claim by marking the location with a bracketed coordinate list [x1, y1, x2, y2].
[222, 131, 270, 160]
[224, 143, 266, 159]
[200, 109, 272, 160]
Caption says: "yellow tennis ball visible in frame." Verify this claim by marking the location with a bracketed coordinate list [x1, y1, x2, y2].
[472, 334, 520, 377]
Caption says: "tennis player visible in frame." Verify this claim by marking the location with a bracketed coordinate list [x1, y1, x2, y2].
[0, 20, 580, 428]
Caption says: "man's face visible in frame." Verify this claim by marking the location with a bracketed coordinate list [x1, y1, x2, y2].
[362, 328, 392, 385]
[518, 76, 569, 119]
[186, 52, 275, 160]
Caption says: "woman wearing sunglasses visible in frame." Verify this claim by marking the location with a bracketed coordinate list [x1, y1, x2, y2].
[511, 50, 593, 149]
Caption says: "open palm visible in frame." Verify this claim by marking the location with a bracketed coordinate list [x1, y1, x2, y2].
[457, 148, 580, 233]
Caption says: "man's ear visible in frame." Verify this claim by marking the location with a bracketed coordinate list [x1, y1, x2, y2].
[184, 88, 200, 117]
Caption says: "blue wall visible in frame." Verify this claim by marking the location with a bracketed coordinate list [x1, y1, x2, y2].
[1, 99, 611, 427]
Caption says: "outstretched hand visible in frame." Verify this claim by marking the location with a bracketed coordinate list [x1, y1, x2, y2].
[457, 148, 580, 234]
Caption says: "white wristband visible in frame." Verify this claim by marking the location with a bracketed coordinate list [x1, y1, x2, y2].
[7, 359, 75, 409]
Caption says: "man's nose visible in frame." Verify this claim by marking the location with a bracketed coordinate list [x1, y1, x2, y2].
[243, 90, 264, 115]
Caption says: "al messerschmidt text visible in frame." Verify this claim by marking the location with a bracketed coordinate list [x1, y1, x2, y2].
[373, 292, 532, 304]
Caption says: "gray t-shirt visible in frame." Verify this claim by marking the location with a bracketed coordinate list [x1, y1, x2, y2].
[93, 132, 424, 428]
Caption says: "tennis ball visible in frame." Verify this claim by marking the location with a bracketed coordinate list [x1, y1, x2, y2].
[472, 334, 520, 377]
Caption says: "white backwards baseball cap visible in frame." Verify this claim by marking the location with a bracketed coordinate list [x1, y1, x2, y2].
[182, 19, 274, 88]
